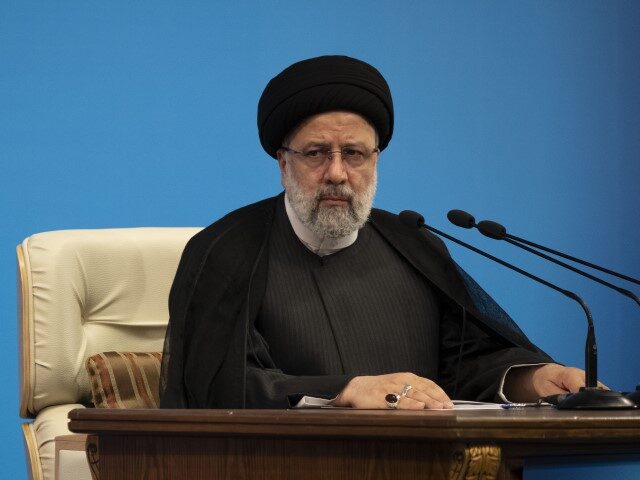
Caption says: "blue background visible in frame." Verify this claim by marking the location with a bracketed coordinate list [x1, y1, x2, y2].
[1, 2, 639, 478]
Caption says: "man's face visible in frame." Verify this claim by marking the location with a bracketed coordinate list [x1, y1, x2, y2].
[276, 111, 379, 238]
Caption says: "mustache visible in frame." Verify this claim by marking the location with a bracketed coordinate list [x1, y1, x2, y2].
[315, 184, 355, 202]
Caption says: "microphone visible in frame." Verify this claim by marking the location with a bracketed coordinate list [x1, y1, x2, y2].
[447, 209, 476, 229]
[401, 209, 636, 409]
[448, 209, 640, 286]
[447, 210, 640, 308]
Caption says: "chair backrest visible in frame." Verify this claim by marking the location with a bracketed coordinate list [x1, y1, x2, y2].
[18, 227, 200, 418]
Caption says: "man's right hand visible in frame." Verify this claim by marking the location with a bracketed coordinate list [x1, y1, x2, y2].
[330, 372, 454, 410]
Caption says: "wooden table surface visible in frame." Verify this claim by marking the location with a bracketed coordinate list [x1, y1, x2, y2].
[68, 408, 640, 480]
[69, 407, 640, 442]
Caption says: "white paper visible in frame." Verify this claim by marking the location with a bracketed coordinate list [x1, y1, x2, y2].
[294, 397, 508, 410]
[451, 400, 505, 410]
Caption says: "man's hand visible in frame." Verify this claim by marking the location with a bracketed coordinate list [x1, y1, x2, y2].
[331, 372, 454, 410]
[503, 363, 607, 402]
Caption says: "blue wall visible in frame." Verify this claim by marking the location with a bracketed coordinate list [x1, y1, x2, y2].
[1, 2, 639, 478]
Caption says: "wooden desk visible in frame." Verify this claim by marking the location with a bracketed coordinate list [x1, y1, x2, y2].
[68, 408, 640, 480]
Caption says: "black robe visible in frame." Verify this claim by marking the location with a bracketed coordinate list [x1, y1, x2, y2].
[160, 193, 552, 408]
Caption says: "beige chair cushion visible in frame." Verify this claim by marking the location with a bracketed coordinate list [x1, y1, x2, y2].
[24, 404, 86, 480]
[86, 351, 162, 408]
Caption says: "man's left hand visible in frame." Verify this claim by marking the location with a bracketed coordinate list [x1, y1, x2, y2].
[503, 363, 607, 402]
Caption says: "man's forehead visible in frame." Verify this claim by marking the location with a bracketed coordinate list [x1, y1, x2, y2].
[287, 111, 378, 145]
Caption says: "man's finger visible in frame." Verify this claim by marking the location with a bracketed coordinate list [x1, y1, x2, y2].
[397, 396, 426, 410]
[563, 375, 585, 393]
[410, 390, 453, 409]
[412, 378, 452, 405]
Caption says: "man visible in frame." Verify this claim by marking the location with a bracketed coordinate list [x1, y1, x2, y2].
[160, 55, 589, 410]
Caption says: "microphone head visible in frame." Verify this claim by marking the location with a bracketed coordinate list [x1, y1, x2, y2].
[477, 220, 507, 240]
[447, 209, 475, 228]
[399, 210, 425, 228]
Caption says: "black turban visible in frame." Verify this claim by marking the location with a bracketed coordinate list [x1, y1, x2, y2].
[257, 55, 394, 159]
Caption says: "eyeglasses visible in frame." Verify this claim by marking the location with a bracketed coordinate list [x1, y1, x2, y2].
[280, 146, 379, 169]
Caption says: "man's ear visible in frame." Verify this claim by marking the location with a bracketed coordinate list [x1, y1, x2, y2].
[276, 150, 287, 187]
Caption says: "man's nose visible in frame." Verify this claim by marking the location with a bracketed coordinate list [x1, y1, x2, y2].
[323, 155, 348, 184]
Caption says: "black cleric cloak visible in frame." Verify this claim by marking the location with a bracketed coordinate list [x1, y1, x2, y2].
[160, 193, 552, 408]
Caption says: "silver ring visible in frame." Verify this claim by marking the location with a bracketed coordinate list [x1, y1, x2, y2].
[385, 393, 400, 409]
[400, 384, 412, 398]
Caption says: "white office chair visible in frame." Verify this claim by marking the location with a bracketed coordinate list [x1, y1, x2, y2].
[17, 227, 199, 480]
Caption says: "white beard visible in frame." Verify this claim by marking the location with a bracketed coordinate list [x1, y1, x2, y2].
[284, 167, 377, 239]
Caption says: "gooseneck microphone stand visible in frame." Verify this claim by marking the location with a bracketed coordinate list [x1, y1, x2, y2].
[447, 209, 640, 407]
[401, 210, 636, 409]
